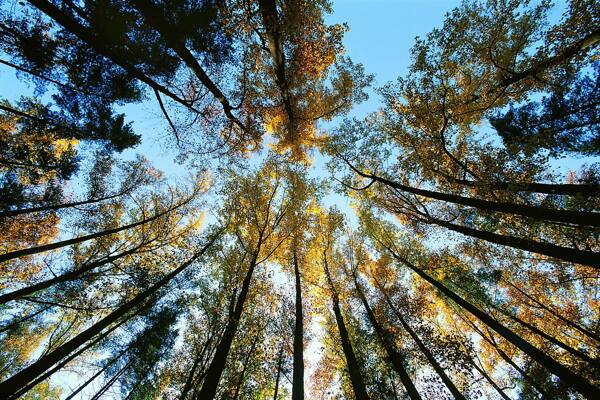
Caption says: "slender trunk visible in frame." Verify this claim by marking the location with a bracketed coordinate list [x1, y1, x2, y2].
[0, 200, 180, 264]
[460, 315, 550, 398]
[0, 234, 218, 398]
[448, 176, 600, 197]
[496, 342, 549, 397]
[389, 369, 399, 400]
[195, 250, 259, 400]
[0, 58, 111, 100]
[323, 255, 370, 400]
[504, 279, 600, 343]
[27, 0, 198, 112]
[470, 360, 512, 400]
[180, 327, 219, 400]
[257, 0, 296, 131]
[382, 244, 599, 399]
[90, 360, 132, 400]
[273, 343, 284, 400]
[0, 190, 127, 219]
[355, 167, 600, 227]
[129, 0, 245, 131]
[0, 104, 45, 123]
[353, 277, 421, 400]
[123, 361, 156, 400]
[179, 356, 202, 400]
[428, 215, 600, 269]
[292, 251, 304, 400]
[493, 305, 600, 367]
[372, 278, 465, 400]
[232, 331, 261, 400]
[64, 344, 131, 400]
[0, 306, 52, 334]
[0, 241, 150, 305]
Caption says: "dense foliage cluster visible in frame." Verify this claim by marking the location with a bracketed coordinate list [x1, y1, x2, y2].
[0, 0, 598, 399]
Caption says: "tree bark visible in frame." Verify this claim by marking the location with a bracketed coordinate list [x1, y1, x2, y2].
[353, 276, 422, 400]
[372, 277, 465, 400]
[292, 251, 304, 400]
[323, 255, 370, 400]
[195, 249, 260, 400]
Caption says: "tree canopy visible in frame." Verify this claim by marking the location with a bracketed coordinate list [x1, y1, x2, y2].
[0, 0, 599, 399]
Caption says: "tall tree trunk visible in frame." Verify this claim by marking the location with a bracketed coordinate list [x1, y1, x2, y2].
[64, 344, 131, 400]
[372, 277, 466, 400]
[123, 361, 157, 400]
[0, 233, 218, 398]
[460, 316, 551, 399]
[89, 360, 133, 400]
[0, 240, 153, 305]
[0, 305, 52, 334]
[292, 251, 304, 400]
[0, 189, 128, 219]
[380, 243, 599, 399]
[26, 0, 198, 112]
[349, 164, 600, 227]
[470, 359, 512, 400]
[273, 343, 284, 400]
[504, 278, 600, 343]
[195, 250, 260, 400]
[232, 330, 261, 400]
[0, 199, 182, 264]
[257, 0, 296, 134]
[445, 175, 600, 196]
[427, 214, 600, 269]
[352, 276, 422, 400]
[491, 303, 599, 367]
[179, 327, 218, 400]
[323, 255, 370, 400]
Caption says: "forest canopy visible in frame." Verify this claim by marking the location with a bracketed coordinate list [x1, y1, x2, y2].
[0, 0, 599, 399]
